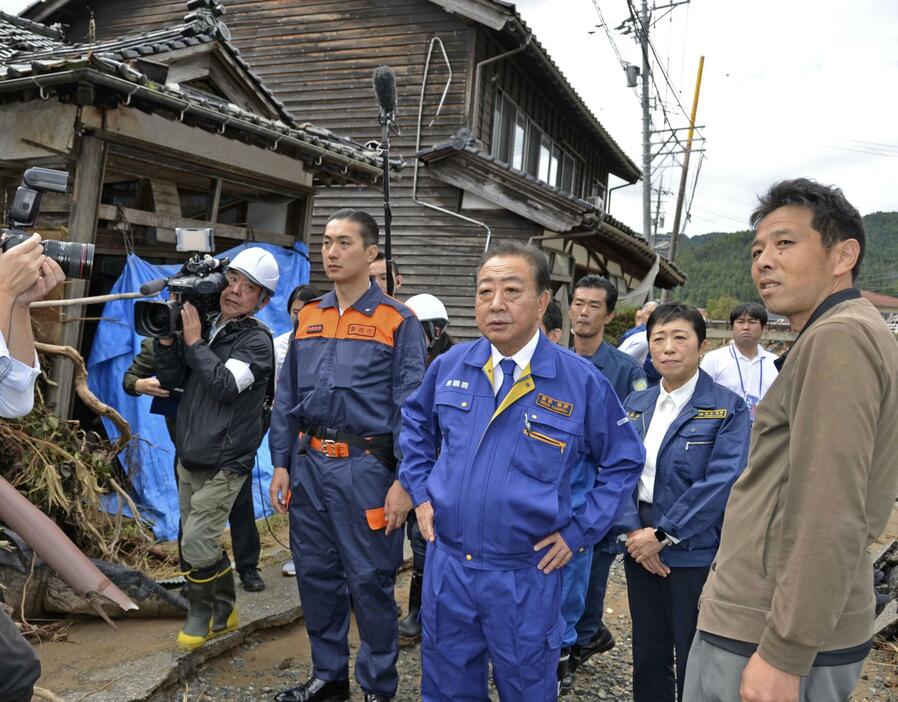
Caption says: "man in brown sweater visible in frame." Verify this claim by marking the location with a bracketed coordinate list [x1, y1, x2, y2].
[684, 179, 898, 702]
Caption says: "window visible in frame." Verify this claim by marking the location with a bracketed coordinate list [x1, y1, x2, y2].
[491, 90, 580, 194]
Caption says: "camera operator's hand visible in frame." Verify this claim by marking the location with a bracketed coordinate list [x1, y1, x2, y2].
[134, 377, 170, 398]
[15, 258, 65, 308]
[180, 302, 203, 347]
[0, 233, 45, 300]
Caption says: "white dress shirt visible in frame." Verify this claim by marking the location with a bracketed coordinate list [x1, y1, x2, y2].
[0, 331, 40, 419]
[618, 330, 649, 365]
[637, 370, 700, 504]
[273, 330, 292, 390]
[489, 329, 540, 395]
[700, 342, 778, 402]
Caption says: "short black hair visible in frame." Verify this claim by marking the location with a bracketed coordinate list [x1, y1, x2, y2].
[572, 274, 619, 312]
[729, 301, 768, 327]
[477, 240, 551, 293]
[373, 251, 400, 277]
[646, 302, 706, 345]
[542, 300, 563, 332]
[287, 284, 319, 314]
[327, 208, 379, 248]
[750, 178, 865, 280]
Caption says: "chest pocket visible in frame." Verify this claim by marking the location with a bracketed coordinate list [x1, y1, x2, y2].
[434, 390, 474, 440]
[672, 422, 720, 478]
[513, 409, 582, 484]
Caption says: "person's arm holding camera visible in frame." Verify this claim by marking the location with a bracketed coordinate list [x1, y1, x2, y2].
[0, 234, 64, 418]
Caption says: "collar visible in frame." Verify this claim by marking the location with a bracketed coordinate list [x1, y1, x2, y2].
[464, 331, 558, 378]
[316, 280, 381, 317]
[729, 342, 770, 363]
[491, 329, 540, 374]
[657, 369, 700, 411]
[588, 340, 611, 368]
[775, 287, 861, 371]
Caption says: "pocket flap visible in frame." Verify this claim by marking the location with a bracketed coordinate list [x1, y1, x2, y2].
[434, 389, 474, 412]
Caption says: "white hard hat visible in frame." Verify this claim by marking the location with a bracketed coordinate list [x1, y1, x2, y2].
[406, 293, 448, 323]
[228, 247, 279, 295]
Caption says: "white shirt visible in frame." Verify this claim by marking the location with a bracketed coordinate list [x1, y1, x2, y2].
[0, 331, 40, 419]
[618, 330, 649, 365]
[638, 370, 700, 504]
[273, 330, 292, 391]
[700, 342, 779, 402]
[489, 329, 540, 395]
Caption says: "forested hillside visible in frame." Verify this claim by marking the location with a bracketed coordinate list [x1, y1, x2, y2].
[674, 211, 898, 307]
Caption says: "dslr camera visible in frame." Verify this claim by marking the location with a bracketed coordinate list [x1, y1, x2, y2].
[1, 167, 95, 279]
[134, 228, 229, 339]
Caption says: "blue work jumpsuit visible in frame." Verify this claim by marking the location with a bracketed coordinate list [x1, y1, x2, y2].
[269, 283, 426, 697]
[399, 333, 645, 701]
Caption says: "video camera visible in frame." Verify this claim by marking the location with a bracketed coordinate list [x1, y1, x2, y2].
[134, 228, 229, 339]
[1, 167, 95, 279]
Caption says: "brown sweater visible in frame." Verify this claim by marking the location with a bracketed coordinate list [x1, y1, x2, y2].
[697, 296, 898, 675]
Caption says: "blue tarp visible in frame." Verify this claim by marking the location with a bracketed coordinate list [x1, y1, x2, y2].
[86, 242, 310, 540]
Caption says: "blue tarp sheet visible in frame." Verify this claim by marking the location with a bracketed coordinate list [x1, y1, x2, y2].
[86, 242, 309, 540]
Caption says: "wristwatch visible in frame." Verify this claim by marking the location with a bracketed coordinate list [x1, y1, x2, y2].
[654, 527, 673, 548]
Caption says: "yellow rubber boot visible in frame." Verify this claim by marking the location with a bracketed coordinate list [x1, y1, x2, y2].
[176, 569, 216, 651]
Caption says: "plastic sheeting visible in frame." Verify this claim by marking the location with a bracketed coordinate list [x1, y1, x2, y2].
[87, 242, 310, 540]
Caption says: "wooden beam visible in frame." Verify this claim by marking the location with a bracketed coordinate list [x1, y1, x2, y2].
[96, 204, 294, 247]
[209, 178, 223, 223]
[52, 135, 106, 419]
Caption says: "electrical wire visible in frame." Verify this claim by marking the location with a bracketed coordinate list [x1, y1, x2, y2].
[590, 0, 628, 71]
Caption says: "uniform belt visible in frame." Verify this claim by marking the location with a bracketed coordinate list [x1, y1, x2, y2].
[303, 425, 396, 470]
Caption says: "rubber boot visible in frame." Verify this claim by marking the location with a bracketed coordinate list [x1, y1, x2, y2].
[210, 555, 238, 638]
[398, 569, 423, 645]
[176, 565, 217, 651]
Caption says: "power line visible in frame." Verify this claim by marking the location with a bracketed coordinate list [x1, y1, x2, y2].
[589, 0, 628, 71]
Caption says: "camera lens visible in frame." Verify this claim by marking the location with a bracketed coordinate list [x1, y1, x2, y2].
[41, 240, 94, 280]
[134, 301, 181, 338]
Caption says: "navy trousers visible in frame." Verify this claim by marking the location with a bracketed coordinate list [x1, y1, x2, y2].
[289, 450, 403, 697]
[575, 546, 616, 645]
[624, 556, 710, 702]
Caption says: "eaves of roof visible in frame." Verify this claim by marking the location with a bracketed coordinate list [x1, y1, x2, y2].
[0, 55, 399, 184]
[418, 131, 683, 287]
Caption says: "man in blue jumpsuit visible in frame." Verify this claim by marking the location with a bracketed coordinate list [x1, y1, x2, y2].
[399, 242, 645, 702]
[561, 275, 647, 693]
[269, 208, 426, 702]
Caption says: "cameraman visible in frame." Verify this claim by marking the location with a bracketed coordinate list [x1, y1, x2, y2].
[154, 248, 278, 651]
[0, 233, 64, 702]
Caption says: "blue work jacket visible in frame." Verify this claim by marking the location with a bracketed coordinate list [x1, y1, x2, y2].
[269, 282, 426, 469]
[588, 341, 647, 403]
[617, 370, 750, 567]
[399, 333, 645, 570]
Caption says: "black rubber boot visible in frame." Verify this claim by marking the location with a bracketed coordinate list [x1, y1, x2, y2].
[210, 554, 238, 638]
[274, 677, 350, 702]
[398, 569, 423, 645]
[176, 564, 217, 651]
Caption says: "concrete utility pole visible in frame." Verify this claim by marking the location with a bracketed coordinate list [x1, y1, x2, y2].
[640, 0, 653, 245]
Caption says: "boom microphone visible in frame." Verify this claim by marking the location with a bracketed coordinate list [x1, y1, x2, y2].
[140, 278, 169, 296]
[372, 65, 397, 118]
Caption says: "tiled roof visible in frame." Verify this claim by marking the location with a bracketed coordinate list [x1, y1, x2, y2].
[9, 2, 293, 125]
[0, 8, 398, 184]
[861, 290, 898, 308]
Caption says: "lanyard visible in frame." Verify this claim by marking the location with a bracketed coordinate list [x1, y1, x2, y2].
[731, 345, 763, 399]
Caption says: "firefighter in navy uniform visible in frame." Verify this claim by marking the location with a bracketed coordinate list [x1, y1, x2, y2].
[269, 209, 426, 702]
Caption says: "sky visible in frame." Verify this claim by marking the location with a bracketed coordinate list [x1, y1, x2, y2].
[3, 0, 896, 236]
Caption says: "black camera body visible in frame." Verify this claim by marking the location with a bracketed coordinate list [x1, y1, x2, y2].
[1, 167, 94, 280]
[134, 254, 229, 338]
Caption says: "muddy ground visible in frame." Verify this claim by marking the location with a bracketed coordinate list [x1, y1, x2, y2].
[32, 510, 898, 701]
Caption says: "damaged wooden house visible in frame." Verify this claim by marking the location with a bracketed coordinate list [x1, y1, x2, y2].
[0, 4, 391, 419]
[23, 0, 686, 342]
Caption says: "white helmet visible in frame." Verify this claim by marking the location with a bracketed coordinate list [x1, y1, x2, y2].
[406, 293, 448, 323]
[228, 247, 280, 295]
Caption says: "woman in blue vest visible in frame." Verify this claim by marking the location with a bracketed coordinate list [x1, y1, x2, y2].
[617, 302, 751, 702]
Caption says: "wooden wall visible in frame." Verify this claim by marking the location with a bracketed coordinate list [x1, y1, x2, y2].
[51, 0, 622, 339]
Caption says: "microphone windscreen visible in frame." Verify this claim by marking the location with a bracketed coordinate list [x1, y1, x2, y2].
[140, 278, 168, 296]
[372, 65, 397, 114]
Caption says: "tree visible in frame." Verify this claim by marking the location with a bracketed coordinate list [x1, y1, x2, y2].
[706, 295, 739, 322]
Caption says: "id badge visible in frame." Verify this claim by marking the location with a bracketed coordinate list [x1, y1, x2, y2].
[745, 394, 760, 421]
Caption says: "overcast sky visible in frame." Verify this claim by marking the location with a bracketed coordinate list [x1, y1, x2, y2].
[3, 0, 896, 236]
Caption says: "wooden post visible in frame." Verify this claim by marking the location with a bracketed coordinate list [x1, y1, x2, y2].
[52, 134, 107, 418]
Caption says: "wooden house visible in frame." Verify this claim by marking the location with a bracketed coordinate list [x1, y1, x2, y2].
[23, 0, 685, 342]
[0, 4, 390, 418]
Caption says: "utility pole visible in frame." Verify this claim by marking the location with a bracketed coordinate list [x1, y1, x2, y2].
[661, 55, 704, 302]
[640, 0, 653, 245]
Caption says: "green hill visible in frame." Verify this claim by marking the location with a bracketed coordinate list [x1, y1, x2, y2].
[674, 211, 898, 307]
